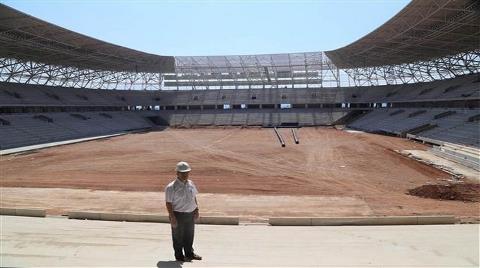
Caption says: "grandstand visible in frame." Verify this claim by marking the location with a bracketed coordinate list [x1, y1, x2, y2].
[0, 0, 478, 152]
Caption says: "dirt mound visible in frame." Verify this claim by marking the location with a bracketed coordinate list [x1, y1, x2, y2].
[408, 183, 480, 202]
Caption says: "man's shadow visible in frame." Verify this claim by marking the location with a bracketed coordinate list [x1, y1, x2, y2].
[156, 260, 183, 268]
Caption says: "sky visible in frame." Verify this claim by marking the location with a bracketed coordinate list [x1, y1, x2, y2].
[2, 0, 410, 56]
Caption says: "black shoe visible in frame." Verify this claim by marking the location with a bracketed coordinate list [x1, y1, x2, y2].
[188, 253, 202, 260]
[175, 256, 185, 262]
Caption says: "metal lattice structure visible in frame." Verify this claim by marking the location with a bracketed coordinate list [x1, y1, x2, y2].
[0, 0, 479, 90]
[0, 3, 174, 74]
[167, 52, 341, 90]
[344, 50, 480, 86]
[325, 0, 480, 68]
[0, 57, 163, 90]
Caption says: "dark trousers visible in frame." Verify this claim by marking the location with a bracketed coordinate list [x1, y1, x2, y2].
[171, 211, 195, 258]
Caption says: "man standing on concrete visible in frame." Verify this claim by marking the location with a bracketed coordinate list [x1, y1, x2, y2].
[165, 161, 202, 262]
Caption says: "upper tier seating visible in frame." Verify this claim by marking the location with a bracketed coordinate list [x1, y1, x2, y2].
[1, 74, 478, 107]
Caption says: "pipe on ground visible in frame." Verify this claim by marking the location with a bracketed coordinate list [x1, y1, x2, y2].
[292, 128, 299, 144]
[273, 127, 285, 147]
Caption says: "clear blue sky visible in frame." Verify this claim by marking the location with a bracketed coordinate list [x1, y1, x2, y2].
[3, 0, 409, 56]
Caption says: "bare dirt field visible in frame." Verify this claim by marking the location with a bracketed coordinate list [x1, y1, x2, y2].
[1, 127, 478, 221]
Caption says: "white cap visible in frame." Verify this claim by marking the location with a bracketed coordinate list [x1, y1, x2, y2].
[175, 161, 191, 173]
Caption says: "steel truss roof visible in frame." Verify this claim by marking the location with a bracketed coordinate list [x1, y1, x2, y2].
[176, 52, 325, 73]
[0, 4, 175, 73]
[170, 52, 341, 89]
[326, 0, 480, 68]
[0, 1, 479, 90]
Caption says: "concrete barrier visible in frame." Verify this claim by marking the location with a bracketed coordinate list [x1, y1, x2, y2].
[0, 208, 16, 216]
[197, 216, 239, 225]
[269, 217, 312, 226]
[273, 127, 286, 147]
[310, 216, 419, 226]
[68, 211, 168, 222]
[68, 211, 238, 225]
[417, 215, 456, 225]
[269, 216, 457, 226]
[124, 214, 169, 223]
[100, 213, 128, 221]
[0, 207, 46, 217]
[16, 209, 46, 217]
[68, 211, 101, 220]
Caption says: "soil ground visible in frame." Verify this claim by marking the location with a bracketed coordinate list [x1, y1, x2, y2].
[1, 127, 478, 221]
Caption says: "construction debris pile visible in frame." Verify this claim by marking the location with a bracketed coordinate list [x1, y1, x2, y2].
[407, 182, 480, 202]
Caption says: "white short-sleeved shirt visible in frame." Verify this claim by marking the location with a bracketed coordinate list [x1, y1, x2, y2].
[165, 178, 198, 213]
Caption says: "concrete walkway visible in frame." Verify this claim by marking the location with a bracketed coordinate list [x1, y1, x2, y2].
[402, 149, 480, 181]
[0, 133, 127, 155]
[1, 216, 478, 267]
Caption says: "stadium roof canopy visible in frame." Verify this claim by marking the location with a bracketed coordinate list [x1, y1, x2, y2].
[0, 3, 175, 73]
[325, 0, 480, 68]
[0, 0, 478, 89]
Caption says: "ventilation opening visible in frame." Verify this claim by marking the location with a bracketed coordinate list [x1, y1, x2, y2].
[443, 85, 460, 93]
[193, 96, 199, 101]
[434, 111, 456, 119]
[292, 104, 306, 108]
[117, 96, 126, 102]
[389, 110, 405, 116]
[33, 115, 53, 122]
[153, 97, 161, 101]
[3, 90, 22, 99]
[70, 113, 89, 120]
[221, 95, 226, 100]
[262, 104, 275, 109]
[99, 113, 112, 119]
[418, 88, 433, 95]
[281, 95, 287, 100]
[203, 105, 215, 109]
[408, 110, 427, 118]
[351, 94, 358, 98]
[76, 94, 88, 100]
[251, 95, 257, 100]
[146, 116, 168, 126]
[461, 93, 473, 98]
[189, 105, 201, 110]
[0, 117, 11, 125]
[280, 122, 299, 127]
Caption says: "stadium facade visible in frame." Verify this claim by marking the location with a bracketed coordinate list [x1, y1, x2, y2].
[0, 0, 479, 150]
